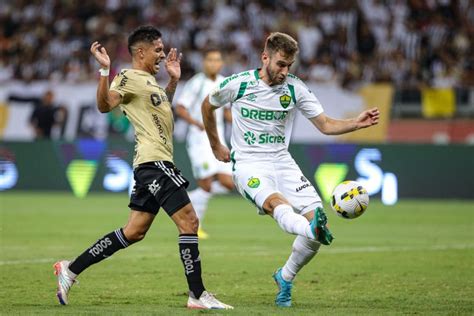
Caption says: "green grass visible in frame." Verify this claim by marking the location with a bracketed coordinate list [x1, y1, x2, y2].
[0, 192, 473, 315]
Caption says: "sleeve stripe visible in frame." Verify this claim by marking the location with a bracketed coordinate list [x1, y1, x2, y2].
[288, 84, 296, 104]
[234, 81, 248, 101]
[253, 69, 260, 80]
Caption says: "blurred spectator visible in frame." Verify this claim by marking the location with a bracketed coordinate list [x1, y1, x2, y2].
[356, 19, 376, 60]
[29, 90, 66, 139]
[309, 52, 338, 85]
[0, 0, 472, 90]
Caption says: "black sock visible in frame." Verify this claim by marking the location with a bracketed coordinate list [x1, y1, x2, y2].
[69, 228, 130, 275]
[179, 234, 205, 298]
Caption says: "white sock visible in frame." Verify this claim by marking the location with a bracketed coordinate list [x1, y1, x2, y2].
[211, 181, 230, 194]
[281, 236, 321, 281]
[188, 187, 212, 221]
[273, 204, 314, 239]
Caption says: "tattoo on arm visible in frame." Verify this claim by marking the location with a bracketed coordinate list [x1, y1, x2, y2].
[165, 80, 178, 102]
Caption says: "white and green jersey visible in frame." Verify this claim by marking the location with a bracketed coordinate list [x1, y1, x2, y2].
[177, 72, 225, 146]
[209, 69, 324, 160]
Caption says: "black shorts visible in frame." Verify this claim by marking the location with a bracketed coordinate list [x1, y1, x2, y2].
[129, 161, 190, 216]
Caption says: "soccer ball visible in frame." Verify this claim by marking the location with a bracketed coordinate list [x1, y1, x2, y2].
[330, 181, 369, 219]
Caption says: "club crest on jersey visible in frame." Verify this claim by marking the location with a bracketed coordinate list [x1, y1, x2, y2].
[247, 177, 260, 188]
[279, 94, 291, 109]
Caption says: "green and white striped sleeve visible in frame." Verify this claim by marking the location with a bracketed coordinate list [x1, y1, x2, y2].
[208, 73, 241, 108]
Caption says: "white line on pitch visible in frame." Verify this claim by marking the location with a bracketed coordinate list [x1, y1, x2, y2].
[324, 244, 474, 254]
[1, 244, 472, 266]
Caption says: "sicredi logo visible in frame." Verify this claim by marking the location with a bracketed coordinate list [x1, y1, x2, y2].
[243, 132, 285, 145]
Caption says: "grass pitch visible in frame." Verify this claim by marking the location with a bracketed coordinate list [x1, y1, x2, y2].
[0, 192, 473, 315]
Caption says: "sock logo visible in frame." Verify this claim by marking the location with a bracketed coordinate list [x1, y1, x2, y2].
[88, 237, 113, 258]
[181, 248, 195, 275]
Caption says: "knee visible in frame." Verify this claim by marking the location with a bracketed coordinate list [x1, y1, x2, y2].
[123, 227, 147, 243]
[198, 178, 212, 192]
[263, 194, 289, 214]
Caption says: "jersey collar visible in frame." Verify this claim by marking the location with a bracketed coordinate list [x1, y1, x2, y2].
[254, 69, 260, 80]
[131, 68, 155, 77]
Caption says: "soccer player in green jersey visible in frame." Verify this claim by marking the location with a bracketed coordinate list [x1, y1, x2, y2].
[202, 32, 379, 307]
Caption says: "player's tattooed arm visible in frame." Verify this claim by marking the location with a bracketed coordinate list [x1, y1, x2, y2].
[165, 80, 178, 102]
[90, 41, 122, 113]
[202, 96, 230, 162]
[164, 48, 182, 102]
[310, 108, 380, 135]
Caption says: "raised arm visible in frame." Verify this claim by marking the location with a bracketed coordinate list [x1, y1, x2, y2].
[90, 42, 122, 113]
[164, 48, 182, 102]
[201, 96, 230, 162]
[310, 107, 380, 135]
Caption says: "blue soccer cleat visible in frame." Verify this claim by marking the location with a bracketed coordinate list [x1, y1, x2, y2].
[272, 268, 293, 307]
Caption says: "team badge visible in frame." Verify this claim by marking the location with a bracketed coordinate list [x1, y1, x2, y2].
[247, 177, 260, 188]
[279, 94, 291, 109]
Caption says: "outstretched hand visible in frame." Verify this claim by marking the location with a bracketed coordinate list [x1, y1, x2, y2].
[165, 48, 182, 81]
[356, 107, 380, 129]
[90, 41, 110, 69]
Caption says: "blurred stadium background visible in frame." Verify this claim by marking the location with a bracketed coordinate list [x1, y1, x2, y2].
[0, 1, 473, 314]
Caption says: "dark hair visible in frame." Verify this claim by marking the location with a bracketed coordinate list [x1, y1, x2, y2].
[202, 47, 221, 58]
[127, 25, 162, 55]
[264, 32, 299, 57]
